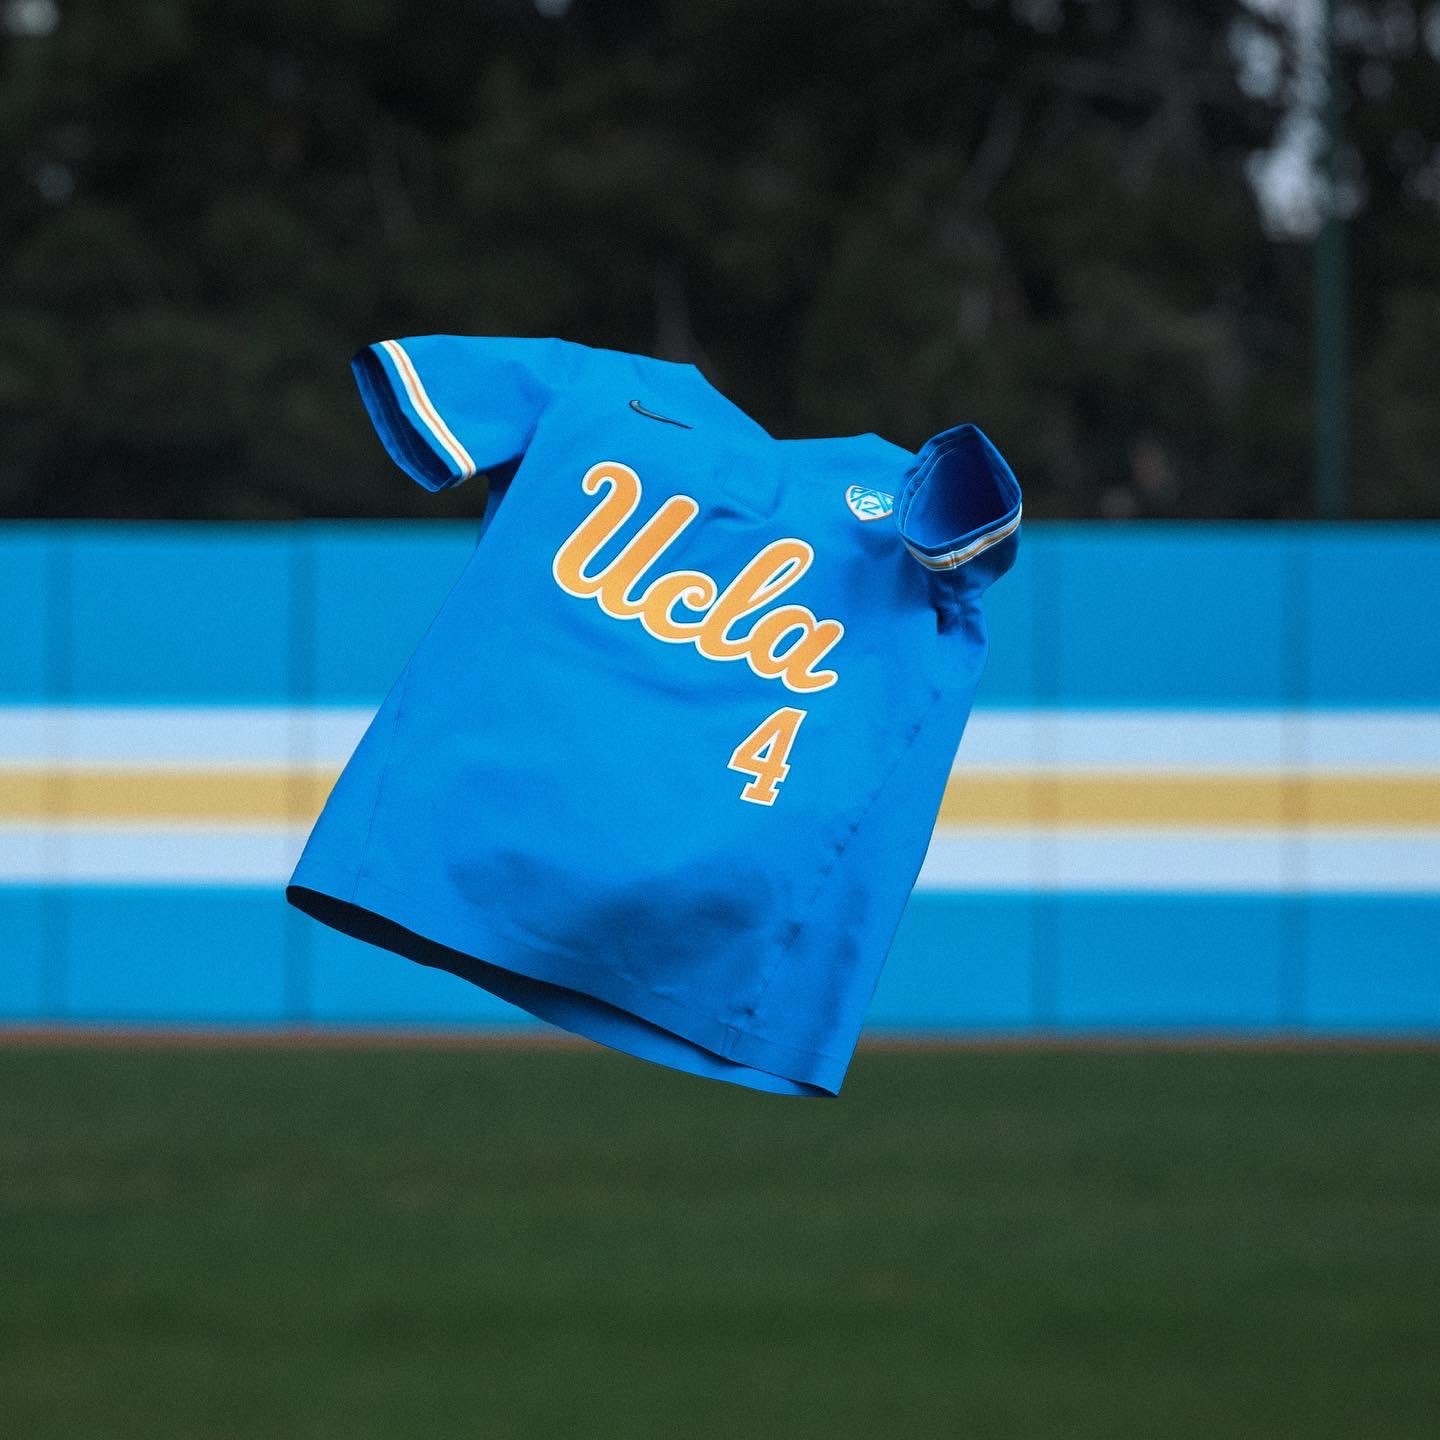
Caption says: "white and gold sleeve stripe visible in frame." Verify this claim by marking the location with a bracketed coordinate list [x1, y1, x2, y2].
[903, 505, 1023, 572]
[377, 339, 478, 480]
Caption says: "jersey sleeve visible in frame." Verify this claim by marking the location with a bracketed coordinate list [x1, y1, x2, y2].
[351, 335, 588, 491]
[895, 423, 1022, 592]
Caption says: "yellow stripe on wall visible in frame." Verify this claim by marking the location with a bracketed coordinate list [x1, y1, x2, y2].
[937, 774, 1440, 829]
[0, 768, 338, 822]
[1, 767, 1439, 829]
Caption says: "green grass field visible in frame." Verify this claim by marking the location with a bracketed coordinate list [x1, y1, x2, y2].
[2, 1044, 1438, 1439]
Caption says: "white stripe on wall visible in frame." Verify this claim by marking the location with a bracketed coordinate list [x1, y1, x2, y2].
[2, 706, 1437, 772]
[2, 822, 1437, 894]
[0, 824, 313, 886]
[917, 828, 1440, 894]
[953, 710, 1440, 772]
[0, 707, 376, 767]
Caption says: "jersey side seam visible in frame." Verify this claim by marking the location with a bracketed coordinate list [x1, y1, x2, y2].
[734, 682, 949, 1033]
[350, 661, 413, 903]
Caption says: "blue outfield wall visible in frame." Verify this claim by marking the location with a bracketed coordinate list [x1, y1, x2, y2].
[0, 521, 1437, 1035]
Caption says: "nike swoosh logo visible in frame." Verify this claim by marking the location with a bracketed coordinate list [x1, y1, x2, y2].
[628, 399, 693, 429]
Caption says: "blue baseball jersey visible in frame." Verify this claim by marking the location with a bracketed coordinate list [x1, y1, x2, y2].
[287, 335, 1021, 1096]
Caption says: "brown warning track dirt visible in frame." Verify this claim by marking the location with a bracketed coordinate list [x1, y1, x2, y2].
[0, 1024, 1436, 1052]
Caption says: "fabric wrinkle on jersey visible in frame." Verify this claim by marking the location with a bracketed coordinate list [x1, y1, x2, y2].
[285, 333, 1022, 1097]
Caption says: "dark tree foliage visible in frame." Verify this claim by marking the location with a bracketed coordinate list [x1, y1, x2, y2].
[0, 0, 1436, 519]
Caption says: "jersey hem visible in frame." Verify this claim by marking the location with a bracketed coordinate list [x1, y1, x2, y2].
[285, 854, 849, 1095]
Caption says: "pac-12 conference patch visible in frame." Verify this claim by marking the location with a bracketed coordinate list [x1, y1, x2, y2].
[845, 485, 895, 521]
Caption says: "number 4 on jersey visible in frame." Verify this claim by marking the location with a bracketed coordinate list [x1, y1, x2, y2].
[729, 707, 806, 806]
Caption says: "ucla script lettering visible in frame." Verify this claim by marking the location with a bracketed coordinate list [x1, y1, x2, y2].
[552, 461, 842, 692]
